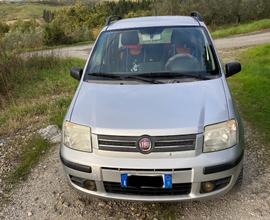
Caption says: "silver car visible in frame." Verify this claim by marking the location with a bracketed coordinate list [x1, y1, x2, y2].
[60, 13, 244, 202]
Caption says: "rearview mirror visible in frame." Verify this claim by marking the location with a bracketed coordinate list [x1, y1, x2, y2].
[70, 67, 83, 80]
[225, 62, 241, 77]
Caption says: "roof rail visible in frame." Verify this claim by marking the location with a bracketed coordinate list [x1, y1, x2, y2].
[190, 11, 203, 22]
[105, 15, 122, 26]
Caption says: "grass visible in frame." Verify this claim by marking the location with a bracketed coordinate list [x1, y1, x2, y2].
[212, 19, 270, 39]
[7, 135, 50, 184]
[0, 2, 62, 22]
[20, 40, 94, 53]
[228, 44, 270, 144]
[0, 51, 84, 186]
[0, 55, 84, 135]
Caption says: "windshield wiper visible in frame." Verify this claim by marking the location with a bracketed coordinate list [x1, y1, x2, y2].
[135, 71, 212, 80]
[88, 72, 165, 84]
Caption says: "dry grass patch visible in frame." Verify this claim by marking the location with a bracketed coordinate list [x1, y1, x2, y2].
[0, 49, 84, 197]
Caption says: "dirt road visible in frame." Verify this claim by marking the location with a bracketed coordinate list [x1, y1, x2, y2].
[31, 30, 270, 60]
[215, 30, 270, 49]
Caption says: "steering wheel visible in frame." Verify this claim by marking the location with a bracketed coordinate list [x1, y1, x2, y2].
[165, 54, 201, 72]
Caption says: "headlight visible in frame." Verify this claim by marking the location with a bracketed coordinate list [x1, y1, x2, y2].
[63, 121, 92, 152]
[203, 120, 238, 153]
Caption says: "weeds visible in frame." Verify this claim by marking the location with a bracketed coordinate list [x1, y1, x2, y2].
[6, 135, 50, 184]
[0, 43, 78, 107]
[0, 50, 83, 135]
[0, 45, 83, 187]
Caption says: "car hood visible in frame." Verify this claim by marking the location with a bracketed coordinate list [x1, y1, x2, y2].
[70, 78, 229, 136]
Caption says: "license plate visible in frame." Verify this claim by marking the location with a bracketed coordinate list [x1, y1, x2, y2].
[121, 173, 172, 189]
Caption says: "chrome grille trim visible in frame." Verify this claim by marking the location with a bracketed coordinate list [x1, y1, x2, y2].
[97, 134, 196, 152]
[101, 167, 192, 172]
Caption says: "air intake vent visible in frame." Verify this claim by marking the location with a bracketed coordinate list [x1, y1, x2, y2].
[97, 134, 196, 152]
[104, 181, 191, 196]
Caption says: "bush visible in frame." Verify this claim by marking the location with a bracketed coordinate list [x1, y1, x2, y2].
[2, 20, 43, 51]
[43, 3, 94, 45]
[43, 23, 70, 45]
[152, 0, 270, 26]
[0, 43, 61, 106]
[0, 22, 9, 35]
[1, 1, 152, 48]
[0, 44, 22, 100]
[43, 1, 151, 46]
[126, 9, 152, 18]
[3, 27, 44, 51]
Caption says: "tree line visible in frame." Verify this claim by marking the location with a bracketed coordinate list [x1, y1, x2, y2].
[0, 0, 270, 49]
[152, 0, 270, 27]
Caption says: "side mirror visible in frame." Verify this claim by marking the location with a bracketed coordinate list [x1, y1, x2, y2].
[70, 67, 83, 80]
[225, 62, 241, 77]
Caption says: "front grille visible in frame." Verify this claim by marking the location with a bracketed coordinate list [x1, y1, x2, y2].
[98, 134, 196, 152]
[102, 167, 192, 172]
[104, 182, 191, 196]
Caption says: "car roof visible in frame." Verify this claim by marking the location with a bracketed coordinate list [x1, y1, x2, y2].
[106, 16, 201, 31]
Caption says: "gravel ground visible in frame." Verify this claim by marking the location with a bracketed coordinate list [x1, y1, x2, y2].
[0, 125, 39, 196]
[1, 121, 270, 220]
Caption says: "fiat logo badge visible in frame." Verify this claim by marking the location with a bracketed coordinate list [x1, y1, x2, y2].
[138, 136, 152, 153]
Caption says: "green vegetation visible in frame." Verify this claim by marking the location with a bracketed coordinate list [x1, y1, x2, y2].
[0, 1, 152, 49]
[7, 135, 50, 184]
[2, 19, 44, 51]
[42, 0, 152, 45]
[228, 44, 270, 144]
[212, 19, 270, 39]
[153, 0, 270, 27]
[0, 51, 83, 135]
[0, 46, 84, 184]
[1, 0, 270, 49]
[0, 22, 9, 35]
[0, 2, 61, 22]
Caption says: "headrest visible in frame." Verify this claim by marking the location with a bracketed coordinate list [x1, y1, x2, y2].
[171, 30, 190, 46]
[121, 31, 139, 46]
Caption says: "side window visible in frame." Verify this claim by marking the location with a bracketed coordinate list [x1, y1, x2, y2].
[86, 33, 107, 73]
[86, 32, 121, 73]
[202, 29, 218, 73]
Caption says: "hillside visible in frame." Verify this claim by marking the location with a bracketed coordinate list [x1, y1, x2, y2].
[0, 2, 62, 22]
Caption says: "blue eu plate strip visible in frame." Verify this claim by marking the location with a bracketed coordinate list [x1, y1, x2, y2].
[121, 173, 128, 188]
[164, 174, 172, 189]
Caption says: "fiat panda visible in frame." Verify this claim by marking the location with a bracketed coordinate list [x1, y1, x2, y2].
[60, 12, 244, 201]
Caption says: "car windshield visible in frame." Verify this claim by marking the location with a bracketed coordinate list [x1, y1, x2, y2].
[85, 26, 219, 80]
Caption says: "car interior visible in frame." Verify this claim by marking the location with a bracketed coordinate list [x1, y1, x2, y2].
[88, 27, 218, 76]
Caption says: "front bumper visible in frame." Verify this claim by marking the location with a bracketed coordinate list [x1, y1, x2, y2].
[60, 144, 243, 202]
